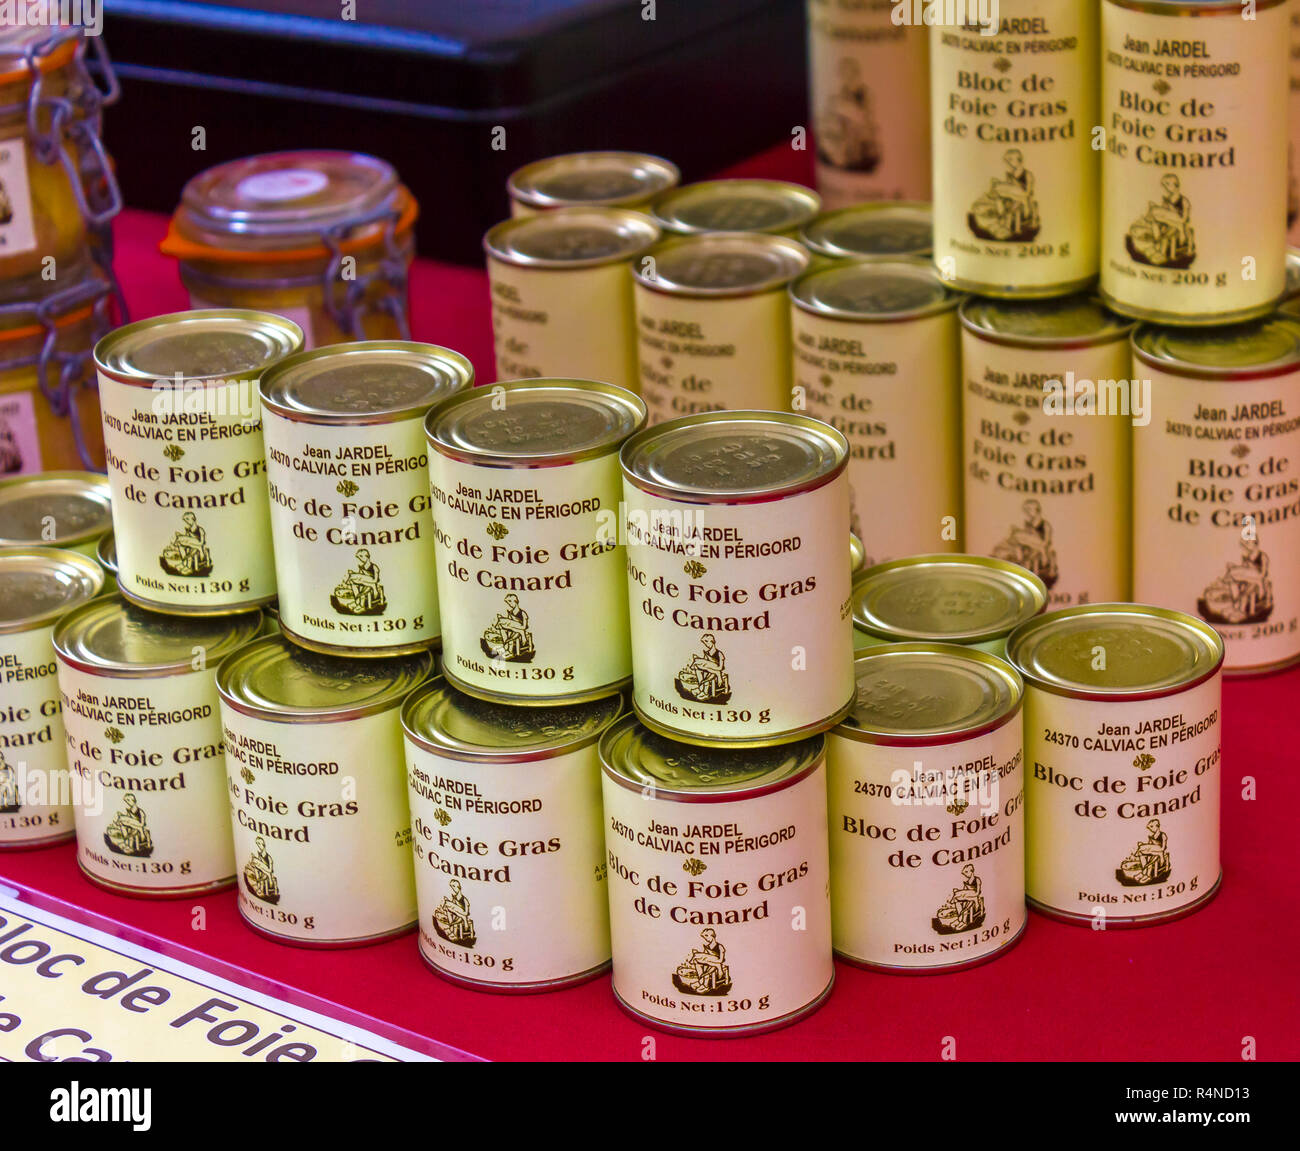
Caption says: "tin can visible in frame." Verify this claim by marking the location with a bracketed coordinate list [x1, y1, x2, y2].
[0, 547, 103, 849]
[1100, 0, 1289, 324]
[852, 554, 1047, 655]
[51, 594, 262, 896]
[425, 378, 646, 705]
[94, 309, 304, 616]
[0, 470, 111, 557]
[506, 151, 680, 218]
[649, 180, 821, 238]
[599, 717, 833, 1036]
[1131, 319, 1300, 674]
[828, 643, 1026, 971]
[217, 635, 430, 947]
[621, 411, 855, 747]
[807, 0, 930, 208]
[792, 258, 961, 557]
[1007, 603, 1224, 925]
[960, 295, 1136, 607]
[401, 677, 624, 991]
[484, 207, 660, 392]
[930, 0, 1099, 297]
[259, 340, 473, 656]
[633, 232, 809, 422]
[799, 202, 934, 262]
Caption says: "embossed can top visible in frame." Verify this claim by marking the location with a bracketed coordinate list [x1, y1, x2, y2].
[0, 548, 104, 636]
[791, 258, 958, 322]
[961, 295, 1134, 350]
[0, 471, 112, 550]
[799, 202, 933, 261]
[507, 151, 680, 211]
[650, 179, 821, 236]
[633, 232, 809, 298]
[485, 207, 660, 269]
[1131, 316, 1300, 381]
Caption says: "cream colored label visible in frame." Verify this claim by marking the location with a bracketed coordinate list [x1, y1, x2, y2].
[0, 140, 38, 257]
[827, 723, 1024, 968]
[98, 374, 276, 609]
[808, 0, 930, 206]
[603, 766, 833, 1031]
[188, 296, 316, 350]
[0, 391, 41, 476]
[635, 287, 792, 423]
[55, 664, 234, 891]
[1133, 366, 1300, 671]
[624, 477, 854, 741]
[794, 307, 960, 560]
[931, 1, 1098, 291]
[1100, 0, 1288, 317]
[1289, 4, 1300, 246]
[428, 452, 630, 699]
[961, 332, 1132, 606]
[406, 741, 610, 986]
[1025, 676, 1221, 919]
[264, 410, 438, 650]
[221, 707, 416, 943]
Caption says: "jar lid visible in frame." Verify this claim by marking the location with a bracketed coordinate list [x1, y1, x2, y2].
[791, 258, 957, 321]
[1131, 317, 1300, 380]
[96, 530, 117, 575]
[507, 151, 680, 210]
[484, 207, 660, 269]
[0, 547, 104, 635]
[650, 179, 820, 236]
[633, 232, 809, 297]
[0, 20, 79, 80]
[961, 295, 1134, 349]
[0, 470, 112, 549]
[799, 202, 933, 260]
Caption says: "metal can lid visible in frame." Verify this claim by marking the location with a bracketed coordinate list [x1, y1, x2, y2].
[600, 714, 823, 799]
[650, 179, 821, 236]
[94, 309, 304, 386]
[961, 294, 1134, 349]
[0, 471, 112, 549]
[621, 410, 848, 503]
[634, 231, 809, 298]
[425, 378, 646, 467]
[0, 547, 104, 635]
[259, 341, 474, 423]
[791, 258, 957, 322]
[53, 593, 263, 679]
[1006, 603, 1225, 701]
[852, 555, 1047, 645]
[1131, 317, 1300, 380]
[835, 643, 1023, 745]
[507, 151, 680, 210]
[849, 532, 865, 574]
[799, 202, 933, 260]
[96, 531, 117, 575]
[484, 206, 660, 269]
[217, 634, 431, 723]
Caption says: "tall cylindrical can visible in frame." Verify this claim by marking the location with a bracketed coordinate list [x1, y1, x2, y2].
[930, 0, 1099, 296]
[800, 202, 934, 263]
[1100, 0, 1289, 324]
[599, 717, 833, 1036]
[259, 341, 473, 656]
[960, 295, 1136, 608]
[0, 471, 113, 558]
[1131, 319, 1300, 675]
[506, 151, 680, 218]
[1007, 604, 1224, 926]
[649, 180, 821, 239]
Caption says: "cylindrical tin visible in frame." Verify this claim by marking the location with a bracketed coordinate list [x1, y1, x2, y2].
[930, 0, 1099, 297]
[1100, 0, 1289, 324]
[1007, 603, 1224, 925]
[599, 717, 833, 1036]
[960, 295, 1136, 607]
[506, 151, 680, 218]
[0, 548, 103, 849]
[484, 207, 660, 392]
[425, 378, 646, 705]
[0, 470, 112, 557]
[621, 411, 855, 747]
[792, 258, 961, 557]
[51, 594, 262, 896]
[649, 179, 821, 238]
[828, 643, 1026, 971]
[401, 678, 624, 991]
[1131, 320, 1300, 675]
[259, 341, 473, 656]
[217, 635, 430, 947]
[799, 202, 934, 263]
[93, 309, 304, 616]
[852, 554, 1047, 655]
[633, 233, 809, 423]
[806, 1, 930, 208]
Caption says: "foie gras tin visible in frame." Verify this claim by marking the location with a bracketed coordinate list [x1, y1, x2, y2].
[649, 179, 821, 238]
[0, 470, 112, 557]
[507, 151, 680, 218]
[799, 202, 934, 262]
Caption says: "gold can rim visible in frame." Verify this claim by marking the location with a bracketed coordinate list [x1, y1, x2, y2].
[484, 206, 661, 269]
[507, 151, 680, 210]
[1105, 0, 1284, 12]
[791, 257, 959, 322]
[0, 470, 112, 549]
[1131, 317, 1300, 381]
[649, 178, 821, 236]
[799, 201, 933, 260]
[960, 294, 1134, 350]
[0, 546, 105, 635]
[632, 231, 809, 298]
[95, 531, 117, 575]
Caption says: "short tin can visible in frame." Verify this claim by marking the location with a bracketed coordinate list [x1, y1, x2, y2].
[217, 635, 430, 947]
[621, 411, 855, 747]
[1100, 0, 1289, 324]
[484, 207, 660, 392]
[402, 677, 625, 991]
[425, 378, 646, 705]
[599, 717, 833, 1036]
[52, 594, 262, 897]
[799, 202, 934, 263]
[94, 309, 304, 616]
[633, 232, 809, 422]
[0, 548, 104, 849]
[828, 643, 1026, 971]
[649, 179, 821, 239]
[792, 258, 962, 557]
[852, 554, 1047, 655]
[506, 151, 680, 218]
[1007, 603, 1224, 925]
[930, 0, 1099, 297]
[260, 340, 473, 656]
[960, 295, 1136, 607]
[0, 470, 112, 557]
[1131, 319, 1300, 675]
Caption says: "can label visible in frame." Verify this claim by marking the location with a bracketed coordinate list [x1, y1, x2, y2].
[602, 765, 833, 1031]
[0, 141, 38, 257]
[0, 391, 41, 477]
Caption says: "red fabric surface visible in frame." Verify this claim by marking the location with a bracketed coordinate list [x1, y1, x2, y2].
[3, 149, 1298, 1062]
